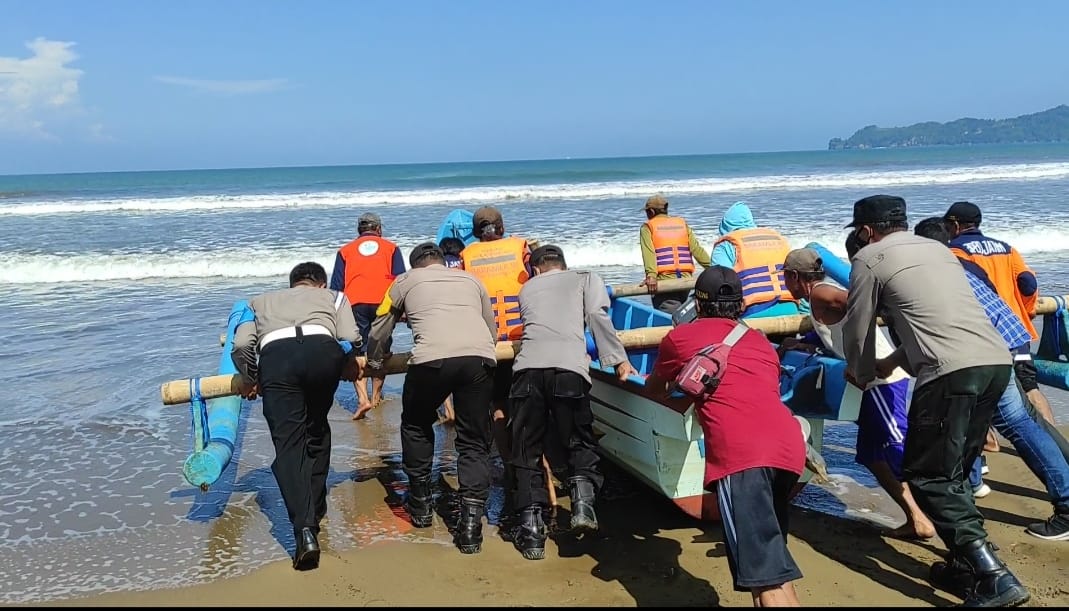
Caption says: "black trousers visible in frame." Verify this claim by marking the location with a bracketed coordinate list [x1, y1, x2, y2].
[903, 364, 1010, 552]
[653, 290, 689, 313]
[401, 357, 495, 501]
[258, 336, 346, 539]
[508, 368, 603, 509]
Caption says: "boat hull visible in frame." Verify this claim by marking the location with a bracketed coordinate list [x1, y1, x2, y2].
[588, 368, 822, 522]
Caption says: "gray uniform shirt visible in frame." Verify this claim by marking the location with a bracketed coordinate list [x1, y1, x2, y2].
[513, 268, 628, 382]
[367, 264, 497, 366]
[231, 286, 360, 384]
[843, 231, 1010, 388]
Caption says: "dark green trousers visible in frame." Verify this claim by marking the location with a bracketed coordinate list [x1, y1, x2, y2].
[902, 364, 1011, 552]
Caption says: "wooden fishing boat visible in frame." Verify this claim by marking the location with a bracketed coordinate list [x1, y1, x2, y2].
[587, 295, 859, 522]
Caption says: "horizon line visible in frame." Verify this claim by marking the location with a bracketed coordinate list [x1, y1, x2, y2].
[2, 141, 1062, 178]
[0, 147, 828, 178]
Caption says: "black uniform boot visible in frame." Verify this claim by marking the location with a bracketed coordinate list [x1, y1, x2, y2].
[404, 476, 434, 528]
[929, 553, 975, 598]
[513, 504, 547, 560]
[454, 498, 485, 554]
[959, 539, 1030, 607]
[569, 476, 598, 534]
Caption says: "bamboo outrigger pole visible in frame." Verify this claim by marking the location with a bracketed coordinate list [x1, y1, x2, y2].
[176, 293, 1069, 406]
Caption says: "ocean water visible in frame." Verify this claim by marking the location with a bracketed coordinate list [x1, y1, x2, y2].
[2, 144, 1069, 602]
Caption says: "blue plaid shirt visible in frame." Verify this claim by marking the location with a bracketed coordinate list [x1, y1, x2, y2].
[964, 269, 1031, 352]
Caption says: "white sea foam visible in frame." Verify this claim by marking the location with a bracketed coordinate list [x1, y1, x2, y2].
[4, 161, 1069, 216]
[5, 225, 1068, 285]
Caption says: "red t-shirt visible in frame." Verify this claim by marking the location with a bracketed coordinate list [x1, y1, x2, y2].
[653, 317, 805, 486]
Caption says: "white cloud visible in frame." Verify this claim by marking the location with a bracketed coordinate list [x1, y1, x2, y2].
[153, 76, 289, 95]
[0, 38, 85, 136]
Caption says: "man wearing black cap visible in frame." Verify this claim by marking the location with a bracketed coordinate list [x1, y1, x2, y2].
[505, 244, 636, 560]
[646, 266, 806, 607]
[365, 242, 498, 555]
[842, 195, 1030, 607]
[943, 201, 1053, 426]
[330, 211, 406, 419]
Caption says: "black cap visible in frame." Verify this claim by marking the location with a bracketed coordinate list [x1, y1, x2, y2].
[694, 266, 743, 303]
[409, 241, 443, 267]
[943, 201, 982, 224]
[530, 244, 565, 265]
[845, 194, 908, 228]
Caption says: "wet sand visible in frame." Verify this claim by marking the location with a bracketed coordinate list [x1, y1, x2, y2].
[48, 428, 1069, 608]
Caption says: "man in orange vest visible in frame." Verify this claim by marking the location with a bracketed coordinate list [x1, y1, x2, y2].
[330, 212, 406, 419]
[711, 201, 799, 319]
[943, 201, 1054, 426]
[639, 194, 711, 312]
[460, 206, 533, 511]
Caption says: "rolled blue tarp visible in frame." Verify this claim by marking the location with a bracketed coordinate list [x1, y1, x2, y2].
[182, 301, 253, 490]
[1035, 359, 1069, 392]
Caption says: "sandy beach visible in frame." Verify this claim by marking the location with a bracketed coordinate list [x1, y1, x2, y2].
[46, 427, 1068, 608]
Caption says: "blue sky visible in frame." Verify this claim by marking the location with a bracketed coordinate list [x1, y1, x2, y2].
[3, 0, 1069, 175]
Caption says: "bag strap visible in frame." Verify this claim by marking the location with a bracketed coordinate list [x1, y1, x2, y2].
[722, 322, 749, 347]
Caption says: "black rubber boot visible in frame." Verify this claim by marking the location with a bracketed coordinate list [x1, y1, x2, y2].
[959, 539, 1030, 607]
[404, 475, 434, 528]
[513, 504, 547, 560]
[929, 554, 975, 599]
[454, 498, 485, 554]
[569, 476, 598, 534]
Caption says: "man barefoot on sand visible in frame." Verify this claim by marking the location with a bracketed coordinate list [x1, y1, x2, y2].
[330, 212, 405, 420]
[781, 247, 936, 541]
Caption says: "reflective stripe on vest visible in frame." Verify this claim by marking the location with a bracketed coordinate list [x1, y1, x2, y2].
[646, 215, 694, 276]
[714, 227, 796, 309]
[460, 236, 529, 340]
[338, 235, 398, 305]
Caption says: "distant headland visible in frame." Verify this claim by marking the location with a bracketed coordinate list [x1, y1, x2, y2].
[828, 104, 1069, 150]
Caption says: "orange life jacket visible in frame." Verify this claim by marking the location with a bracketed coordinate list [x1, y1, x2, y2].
[337, 235, 399, 306]
[950, 233, 1038, 339]
[460, 236, 529, 340]
[646, 215, 695, 276]
[713, 227, 796, 309]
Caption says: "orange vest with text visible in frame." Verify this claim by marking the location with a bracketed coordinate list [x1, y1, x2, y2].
[460, 236, 529, 341]
[337, 235, 399, 306]
[950, 234, 1039, 339]
[646, 215, 695, 276]
[713, 228, 796, 309]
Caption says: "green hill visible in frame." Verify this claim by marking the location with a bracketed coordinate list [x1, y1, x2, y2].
[828, 105, 1069, 150]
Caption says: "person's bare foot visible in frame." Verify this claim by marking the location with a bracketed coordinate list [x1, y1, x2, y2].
[353, 400, 374, 420]
[884, 521, 936, 541]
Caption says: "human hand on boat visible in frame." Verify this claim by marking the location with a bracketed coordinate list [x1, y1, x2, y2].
[873, 357, 897, 380]
[844, 369, 864, 389]
[341, 358, 364, 382]
[237, 380, 259, 400]
[642, 275, 658, 294]
[615, 361, 638, 382]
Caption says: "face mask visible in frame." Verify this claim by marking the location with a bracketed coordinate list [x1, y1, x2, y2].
[845, 229, 867, 259]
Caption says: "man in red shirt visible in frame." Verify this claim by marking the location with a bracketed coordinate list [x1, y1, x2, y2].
[647, 266, 806, 607]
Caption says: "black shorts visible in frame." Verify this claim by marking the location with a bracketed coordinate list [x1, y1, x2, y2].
[715, 467, 802, 592]
[1013, 353, 1039, 393]
[351, 303, 378, 356]
[492, 360, 514, 407]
